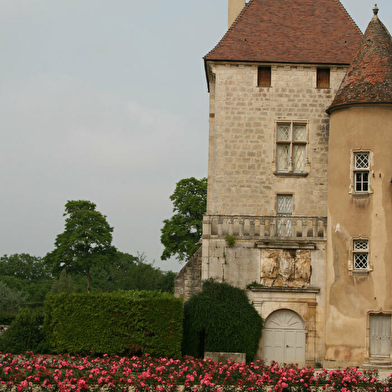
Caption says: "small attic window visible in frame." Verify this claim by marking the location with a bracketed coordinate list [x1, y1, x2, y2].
[317, 68, 330, 88]
[258, 66, 271, 87]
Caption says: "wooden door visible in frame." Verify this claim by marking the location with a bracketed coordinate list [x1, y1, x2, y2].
[263, 310, 305, 366]
[370, 314, 391, 358]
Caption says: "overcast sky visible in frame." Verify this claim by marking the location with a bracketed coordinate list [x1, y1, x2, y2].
[1, 0, 391, 273]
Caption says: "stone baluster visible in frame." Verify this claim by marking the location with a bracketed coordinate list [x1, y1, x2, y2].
[228, 218, 234, 235]
[292, 219, 297, 238]
[239, 219, 244, 237]
[260, 219, 265, 237]
[302, 219, 307, 238]
[270, 218, 276, 237]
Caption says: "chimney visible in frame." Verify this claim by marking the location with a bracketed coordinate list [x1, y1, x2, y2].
[228, 0, 245, 28]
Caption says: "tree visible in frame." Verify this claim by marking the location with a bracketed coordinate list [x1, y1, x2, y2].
[0, 281, 27, 319]
[160, 177, 207, 262]
[45, 200, 117, 293]
[0, 254, 51, 282]
[50, 270, 75, 294]
[89, 252, 176, 293]
[0, 254, 52, 306]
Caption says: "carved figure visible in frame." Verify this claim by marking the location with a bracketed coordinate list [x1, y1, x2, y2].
[280, 250, 295, 284]
[295, 250, 312, 285]
[260, 250, 278, 286]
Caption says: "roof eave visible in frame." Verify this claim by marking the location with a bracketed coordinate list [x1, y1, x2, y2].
[204, 58, 353, 66]
[327, 101, 392, 114]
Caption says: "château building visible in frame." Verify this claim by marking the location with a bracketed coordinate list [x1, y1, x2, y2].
[175, 0, 392, 367]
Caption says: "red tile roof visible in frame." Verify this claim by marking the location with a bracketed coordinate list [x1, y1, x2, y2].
[328, 9, 392, 112]
[205, 0, 362, 65]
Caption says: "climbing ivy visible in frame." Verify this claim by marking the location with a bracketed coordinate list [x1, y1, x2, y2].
[182, 280, 263, 362]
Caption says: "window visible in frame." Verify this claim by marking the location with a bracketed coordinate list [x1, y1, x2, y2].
[353, 239, 369, 270]
[354, 152, 370, 192]
[277, 195, 292, 237]
[276, 122, 307, 173]
[277, 195, 292, 216]
[317, 68, 330, 88]
[258, 66, 271, 87]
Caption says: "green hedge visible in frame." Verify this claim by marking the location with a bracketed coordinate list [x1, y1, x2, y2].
[182, 280, 263, 362]
[44, 293, 183, 357]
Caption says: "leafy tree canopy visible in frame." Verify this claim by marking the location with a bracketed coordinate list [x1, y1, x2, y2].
[0, 254, 50, 282]
[45, 200, 117, 293]
[0, 281, 27, 319]
[0, 254, 52, 306]
[89, 252, 176, 293]
[161, 177, 207, 262]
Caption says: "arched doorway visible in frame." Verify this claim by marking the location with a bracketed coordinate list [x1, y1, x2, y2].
[262, 309, 306, 366]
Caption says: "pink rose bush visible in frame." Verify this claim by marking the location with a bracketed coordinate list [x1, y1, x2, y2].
[0, 352, 390, 392]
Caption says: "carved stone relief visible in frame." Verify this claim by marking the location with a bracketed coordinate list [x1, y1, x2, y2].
[260, 249, 311, 287]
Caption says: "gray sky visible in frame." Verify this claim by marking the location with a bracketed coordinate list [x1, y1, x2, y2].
[0, 0, 391, 273]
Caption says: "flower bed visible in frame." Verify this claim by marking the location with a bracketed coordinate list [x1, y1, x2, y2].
[0, 352, 390, 392]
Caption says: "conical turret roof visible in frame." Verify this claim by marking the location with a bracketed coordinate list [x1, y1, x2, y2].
[204, 0, 362, 65]
[328, 6, 392, 113]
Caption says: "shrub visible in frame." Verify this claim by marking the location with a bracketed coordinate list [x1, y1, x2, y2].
[0, 308, 46, 353]
[182, 279, 263, 362]
[44, 292, 183, 357]
[225, 235, 236, 247]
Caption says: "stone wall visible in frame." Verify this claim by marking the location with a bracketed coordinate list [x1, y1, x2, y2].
[325, 105, 392, 366]
[174, 246, 202, 301]
[206, 63, 347, 217]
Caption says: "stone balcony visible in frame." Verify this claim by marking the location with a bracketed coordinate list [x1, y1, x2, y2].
[203, 214, 327, 242]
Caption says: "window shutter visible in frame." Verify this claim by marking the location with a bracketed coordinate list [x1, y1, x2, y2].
[258, 67, 271, 87]
[317, 68, 330, 88]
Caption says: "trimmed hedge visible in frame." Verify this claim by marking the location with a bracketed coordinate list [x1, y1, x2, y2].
[44, 292, 183, 357]
[182, 280, 263, 362]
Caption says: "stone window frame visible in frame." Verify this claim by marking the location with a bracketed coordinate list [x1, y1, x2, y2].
[349, 149, 373, 197]
[349, 237, 373, 274]
[273, 120, 310, 177]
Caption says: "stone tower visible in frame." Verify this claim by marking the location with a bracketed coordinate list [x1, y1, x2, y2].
[200, 0, 361, 365]
[175, 0, 392, 367]
[325, 6, 392, 366]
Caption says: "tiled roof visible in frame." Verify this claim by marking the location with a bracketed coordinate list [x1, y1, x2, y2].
[328, 8, 392, 112]
[205, 0, 362, 65]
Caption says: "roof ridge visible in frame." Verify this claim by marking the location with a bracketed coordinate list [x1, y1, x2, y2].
[204, 0, 254, 60]
[334, 0, 362, 35]
[377, 14, 392, 42]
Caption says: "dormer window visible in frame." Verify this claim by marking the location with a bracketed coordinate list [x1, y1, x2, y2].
[258, 66, 271, 87]
[317, 68, 330, 88]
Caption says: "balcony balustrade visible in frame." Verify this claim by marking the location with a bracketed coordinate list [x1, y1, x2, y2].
[203, 214, 327, 241]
